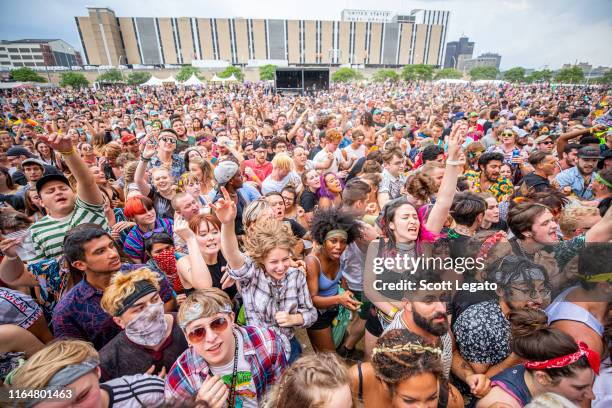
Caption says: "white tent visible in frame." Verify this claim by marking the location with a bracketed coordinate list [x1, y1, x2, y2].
[182, 74, 204, 86]
[210, 74, 224, 82]
[160, 75, 178, 84]
[225, 74, 238, 82]
[142, 76, 163, 86]
[474, 80, 508, 85]
[435, 79, 469, 84]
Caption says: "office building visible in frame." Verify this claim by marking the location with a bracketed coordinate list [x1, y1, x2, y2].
[443, 36, 474, 69]
[75, 7, 450, 68]
[341, 9, 395, 23]
[0, 39, 83, 68]
[459, 53, 502, 72]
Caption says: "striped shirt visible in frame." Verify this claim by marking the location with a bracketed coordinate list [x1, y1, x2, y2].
[123, 218, 173, 262]
[100, 374, 165, 408]
[28, 197, 108, 263]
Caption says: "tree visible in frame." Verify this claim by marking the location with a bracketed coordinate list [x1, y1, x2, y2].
[526, 69, 553, 83]
[218, 66, 244, 81]
[595, 70, 612, 84]
[554, 66, 585, 84]
[59, 72, 89, 88]
[401, 64, 434, 81]
[372, 69, 399, 83]
[175, 66, 203, 82]
[433, 68, 463, 80]
[469, 66, 499, 80]
[127, 71, 152, 85]
[331, 67, 362, 82]
[259, 64, 277, 81]
[503, 67, 526, 83]
[9, 67, 46, 82]
[96, 69, 123, 83]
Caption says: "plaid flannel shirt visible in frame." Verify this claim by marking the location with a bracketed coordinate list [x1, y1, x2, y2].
[164, 325, 287, 402]
[228, 255, 317, 357]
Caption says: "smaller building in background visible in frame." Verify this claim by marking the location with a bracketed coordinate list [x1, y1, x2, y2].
[561, 62, 610, 79]
[458, 53, 502, 72]
[0, 39, 83, 68]
[444, 36, 474, 69]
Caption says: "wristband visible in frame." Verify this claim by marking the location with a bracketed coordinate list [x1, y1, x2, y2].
[140, 155, 151, 162]
[446, 160, 463, 166]
[388, 307, 399, 318]
[59, 148, 75, 156]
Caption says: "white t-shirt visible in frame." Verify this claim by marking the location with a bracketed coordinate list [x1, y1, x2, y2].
[342, 144, 366, 163]
[209, 333, 257, 408]
[261, 171, 301, 194]
[313, 148, 343, 174]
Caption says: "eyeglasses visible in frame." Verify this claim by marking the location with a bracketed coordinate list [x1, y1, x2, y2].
[187, 316, 229, 343]
[501, 132, 514, 137]
[143, 227, 163, 239]
[510, 285, 551, 300]
[160, 137, 177, 144]
[541, 141, 553, 145]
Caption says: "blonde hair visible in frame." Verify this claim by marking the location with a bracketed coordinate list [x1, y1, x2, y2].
[242, 198, 272, 230]
[11, 340, 98, 389]
[100, 268, 161, 316]
[178, 171, 201, 192]
[272, 153, 293, 171]
[242, 219, 297, 268]
[177, 288, 233, 329]
[102, 141, 122, 159]
[559, 206, 600, 237]
[263, 353, 351, 408]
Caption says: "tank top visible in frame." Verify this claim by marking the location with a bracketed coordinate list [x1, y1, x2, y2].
[490, 365, 532, 406]
[308, 255, 343, 297]
[546, 286, 604, 337]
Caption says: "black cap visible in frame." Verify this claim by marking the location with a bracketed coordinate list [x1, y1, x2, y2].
[577, 146, 603, 159]
[6, 146, 34, 158]
[253, 140, 268, 150]
[36, 174, 71, 194]
[599, 149, 612, 169]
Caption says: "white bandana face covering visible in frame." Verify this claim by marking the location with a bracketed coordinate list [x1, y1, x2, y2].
[124, 301, 168, 347]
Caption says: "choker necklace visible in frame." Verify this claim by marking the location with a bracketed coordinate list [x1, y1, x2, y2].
[396, 242, 416, 253]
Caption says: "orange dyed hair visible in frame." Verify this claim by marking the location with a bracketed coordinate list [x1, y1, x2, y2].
[123, 195, 154, 218]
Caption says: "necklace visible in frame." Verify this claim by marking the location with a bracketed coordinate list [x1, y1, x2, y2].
[226, 332, 239, 408]
[453, 225, 474, 237]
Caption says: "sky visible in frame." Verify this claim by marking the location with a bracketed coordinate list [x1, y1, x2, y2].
[2, 0, 611, 70]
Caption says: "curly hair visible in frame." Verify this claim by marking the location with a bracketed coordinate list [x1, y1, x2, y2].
[242, 219, 297, 269]
[372, 329, 444, 394]
[310, 207, 362, 245]
[405, 172, 437, 203]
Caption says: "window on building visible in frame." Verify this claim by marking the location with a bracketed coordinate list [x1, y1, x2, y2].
[7, 48, 18, 52]
[19, 48, 30, 52]
[12, 55, 21, 59]
[14, 62, 24, 66]
[24, 62, 36, 66]
[21, 55, 33, 59]
[0, 54, 8, 59]
[0, 47, 5, 51]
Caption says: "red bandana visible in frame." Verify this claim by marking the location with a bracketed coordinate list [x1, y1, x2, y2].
[523, 342, 601, 375]
[152, 248, 184, 294]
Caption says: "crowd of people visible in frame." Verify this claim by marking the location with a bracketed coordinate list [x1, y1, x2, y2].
[0, 79, 610, 408]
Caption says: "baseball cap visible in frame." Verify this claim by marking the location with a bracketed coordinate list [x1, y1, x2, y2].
[598, 149, 612, 169]
[214, 161, 239, 186]
[22, 158, 46, 168]
[372, 109, 382, 115]
[577, 146, 603, 159]
[468, 112, 479, 118]
[534, 135, 552, 144]
[6, 146, 34, 158]
[253, 140, 268, 151]
[36, 174, 71, 194]
[121, 133, 136, 144]
[393, 123, 405, 131]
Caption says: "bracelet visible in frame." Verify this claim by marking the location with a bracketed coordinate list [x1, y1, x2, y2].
[446, 160, 463, 166]
[388, 307, 399, 318]
[58, 148, 75, 156]
[140, 155, 151, 162]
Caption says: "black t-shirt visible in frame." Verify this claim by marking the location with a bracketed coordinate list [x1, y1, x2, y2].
[207, 252, 237, 299]
[519, 173, 552, 194]
[309, 145, 324, 161]
[98, 313, 188, 381]
[299, 189, 319, 213]
[285, 218, 306, 238]
[148, 187, 174, 220]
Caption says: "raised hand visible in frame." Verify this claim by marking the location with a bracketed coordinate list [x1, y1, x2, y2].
[141, 140, 156, 160]
[211, 187, 237, 225]
[38, 132, 73, 153]
[174, 214, 195, 241]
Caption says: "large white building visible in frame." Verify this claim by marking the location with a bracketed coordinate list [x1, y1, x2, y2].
[341, 9, 395, 23]
[0, 39, 83, 68]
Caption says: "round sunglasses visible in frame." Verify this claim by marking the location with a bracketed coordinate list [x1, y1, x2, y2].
[187, 316, 229, 343]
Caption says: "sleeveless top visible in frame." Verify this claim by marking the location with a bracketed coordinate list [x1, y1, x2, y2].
[384, 311, 453, 379]
[546, 286, 604, 337]
[307, 255, 343, 297]
[490, 365, 532, 406]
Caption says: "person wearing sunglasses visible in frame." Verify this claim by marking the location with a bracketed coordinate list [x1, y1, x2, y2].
[214, 186, 317, 363]
[123, 195, 174, 263]
[534, 134, 555, 155]
[140, 128, 186, 182]
[165, 288, 287, 406]
[98, 267, 188, 381]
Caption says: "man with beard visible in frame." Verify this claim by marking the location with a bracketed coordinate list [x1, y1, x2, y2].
[452, 256, 551, 378]
[382, 274, 490, 399]
[465, 152, 514, 201]
[558, 144, 580, 171]
[556, 146, 601, 200]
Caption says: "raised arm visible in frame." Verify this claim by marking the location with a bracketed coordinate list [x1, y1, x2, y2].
[39, 132, 103, 206]
[135, 141, 156, 197]
[174, 215, 212, 289]
[425, 122, 465, 234]
[213, 187, 245, 270]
